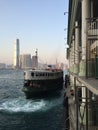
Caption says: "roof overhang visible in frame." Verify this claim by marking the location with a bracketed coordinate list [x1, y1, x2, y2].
[67, 0, 80, 46]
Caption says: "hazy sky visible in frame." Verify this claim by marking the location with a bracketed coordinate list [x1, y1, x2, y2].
[0, 0, 68, 64]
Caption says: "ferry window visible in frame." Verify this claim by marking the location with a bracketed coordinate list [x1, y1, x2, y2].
[39, 73, 42, 76]
[50, 73, 53, 76]
[24, 72, 26, 75]
[31, 72, 34, 77]
[36, 73, 39, 76]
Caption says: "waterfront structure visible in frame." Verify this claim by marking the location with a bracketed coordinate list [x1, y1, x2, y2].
[67, 0, 98, 130]
[13, 39, 20, 69]
[20, 54, 32, 69]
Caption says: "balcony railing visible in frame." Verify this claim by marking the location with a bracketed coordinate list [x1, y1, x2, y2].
[86, 18, 98, 78]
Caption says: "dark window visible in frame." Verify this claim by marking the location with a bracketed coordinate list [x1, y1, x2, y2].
[93, 1, 98, 18]
[31, 72, 34, 77]
[24, 72, 26, 75]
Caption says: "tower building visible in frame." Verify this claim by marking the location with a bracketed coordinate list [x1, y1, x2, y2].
[13, 39, 20, 68]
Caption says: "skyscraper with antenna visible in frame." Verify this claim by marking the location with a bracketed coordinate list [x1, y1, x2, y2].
[13, 39, 20, 69]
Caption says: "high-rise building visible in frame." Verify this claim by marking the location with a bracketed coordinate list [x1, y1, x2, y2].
[20, 54, 32, 69]
[13, 39, 20, 68]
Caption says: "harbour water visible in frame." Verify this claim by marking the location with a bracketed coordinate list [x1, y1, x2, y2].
[0, 69, 66, 130]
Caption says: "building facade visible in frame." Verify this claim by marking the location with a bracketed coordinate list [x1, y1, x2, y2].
[67, 0, 98, 130]
[13, 39, 20, 69]
[32, 56, 38, 69]
[20, 54, 32, 69]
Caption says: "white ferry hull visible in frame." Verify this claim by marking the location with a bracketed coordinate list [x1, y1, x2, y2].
[22, 69, 63, 98]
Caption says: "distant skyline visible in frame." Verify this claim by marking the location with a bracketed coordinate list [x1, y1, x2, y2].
[0, 0, 68, 64]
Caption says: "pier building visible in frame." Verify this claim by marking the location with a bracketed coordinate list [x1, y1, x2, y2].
[67, 0, 98, 130]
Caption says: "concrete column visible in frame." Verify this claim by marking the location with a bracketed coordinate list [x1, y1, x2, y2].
[91, 0, 93, 17]
[74, 21, 80, 74]
[71, 36, 75, 72]
[72, 35, 75, 65]
[79, 0, 93, 126]
[70, 36, 75, 89]
[79, 0, 90, 76]
[69, 45, 72, 72]
[70, 36, 74, 73]
[82, 0, 90, 60]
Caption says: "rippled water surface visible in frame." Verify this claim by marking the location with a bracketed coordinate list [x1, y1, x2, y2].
[0, 69, 66, 130]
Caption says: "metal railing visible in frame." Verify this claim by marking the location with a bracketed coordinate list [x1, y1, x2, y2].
[74, 76, 98, 130]
[86, 18, 98, 78]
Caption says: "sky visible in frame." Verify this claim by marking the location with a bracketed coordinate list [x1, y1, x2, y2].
[0, 0, 68, 65]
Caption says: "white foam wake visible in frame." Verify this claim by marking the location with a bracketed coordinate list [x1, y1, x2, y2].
[0, 98, 46, 113]
[0, 96, 61, 113]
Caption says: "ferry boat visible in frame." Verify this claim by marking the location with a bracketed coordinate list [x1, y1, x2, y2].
[22, 69, 63, 98]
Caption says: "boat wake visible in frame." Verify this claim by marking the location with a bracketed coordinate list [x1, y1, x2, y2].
[0, 97, 61, 113]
